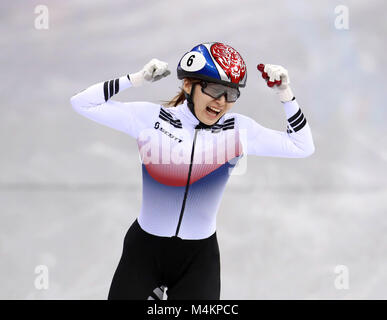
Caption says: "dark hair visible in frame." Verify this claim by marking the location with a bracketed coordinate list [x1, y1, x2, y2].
[163, 78, 202, 107]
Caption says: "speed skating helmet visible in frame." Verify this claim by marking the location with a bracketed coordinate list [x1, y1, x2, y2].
[177, 42, 247, 88]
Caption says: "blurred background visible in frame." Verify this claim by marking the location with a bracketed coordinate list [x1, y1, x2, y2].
[1, 0, 386, 299]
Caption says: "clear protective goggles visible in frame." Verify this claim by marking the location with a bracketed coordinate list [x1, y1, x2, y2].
[199, 81, 240, 103]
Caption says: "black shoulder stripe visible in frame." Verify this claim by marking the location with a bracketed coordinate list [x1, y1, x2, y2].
[103, 81, 109, 101]
[114, 78, 119, 94]
[159, 111, 182, 128]
[166, 121, 182, 128]
[222, 122, 235, 127]
[209, 117, 235, 133]
[159, 114, 172, 122]
[288, 109, 302, 123]
[109, 80, 114, 98]
[159, 108, 183, 128]
[159, 115, 182, 125]
[160, 108, 174, 120]
[210, 125, 234, 132]
[223, 118, 235, 124]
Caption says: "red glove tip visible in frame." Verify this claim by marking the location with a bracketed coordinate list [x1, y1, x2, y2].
[257, 64, 265, 72]
[275, 80, 282, 86]
[262, 72, 268, 79]
[267, 81, 275, 87]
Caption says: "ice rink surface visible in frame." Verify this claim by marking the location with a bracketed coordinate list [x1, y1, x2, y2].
[1, 0, 386, 299]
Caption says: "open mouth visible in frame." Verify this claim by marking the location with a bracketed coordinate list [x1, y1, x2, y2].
[205, 106, 221, 118]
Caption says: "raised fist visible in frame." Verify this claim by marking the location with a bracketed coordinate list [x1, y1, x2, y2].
[129, 58, 171, 87]
[257, 64, 294, 102]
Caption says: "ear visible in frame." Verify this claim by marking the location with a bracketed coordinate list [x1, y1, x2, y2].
[182, 79, 192, 94]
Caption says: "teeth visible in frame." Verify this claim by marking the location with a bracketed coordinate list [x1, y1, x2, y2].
[208, 106, 220, 113]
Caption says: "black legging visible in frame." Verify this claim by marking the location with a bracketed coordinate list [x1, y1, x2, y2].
[108, 219, 221, 300]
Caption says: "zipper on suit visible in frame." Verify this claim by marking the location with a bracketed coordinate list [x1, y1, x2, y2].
[173, 127, 201, 238]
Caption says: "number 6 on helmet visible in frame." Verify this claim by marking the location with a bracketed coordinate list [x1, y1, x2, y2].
[177, 42, 247, 88]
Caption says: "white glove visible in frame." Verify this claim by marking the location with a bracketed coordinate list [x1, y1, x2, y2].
[129, 58, 171, 87]
[257, 64, 294, 102]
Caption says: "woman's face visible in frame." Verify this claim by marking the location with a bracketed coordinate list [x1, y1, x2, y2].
[183, 80, 235, 125]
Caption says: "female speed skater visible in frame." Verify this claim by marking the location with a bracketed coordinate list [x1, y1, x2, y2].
[70, 42, 315, 300]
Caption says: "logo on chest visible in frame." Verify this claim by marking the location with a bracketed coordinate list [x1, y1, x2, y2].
[154, 121, 183, 143]
[155, 108, 184, 143]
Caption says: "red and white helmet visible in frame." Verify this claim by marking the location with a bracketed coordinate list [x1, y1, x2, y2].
[177, 42, 247, 88]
